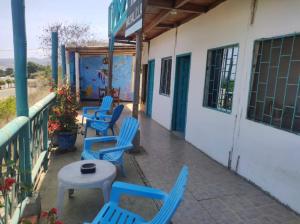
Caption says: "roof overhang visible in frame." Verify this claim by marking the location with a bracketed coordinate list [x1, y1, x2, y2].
[114, 0, 226, 41]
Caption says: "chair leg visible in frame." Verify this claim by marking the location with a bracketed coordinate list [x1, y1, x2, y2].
[120, 164, 126, 177]
[84, 123, 88, 138]
[111, 127, 115, 136]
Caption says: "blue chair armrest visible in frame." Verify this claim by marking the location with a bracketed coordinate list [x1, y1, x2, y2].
[98, 144, 133, 158]
[110, 181, 167, 204]
[82, 106, 100, 114]
[97, 114, 112, 120]
[83, 136, 118, 150]
[94, 109, 109, 117]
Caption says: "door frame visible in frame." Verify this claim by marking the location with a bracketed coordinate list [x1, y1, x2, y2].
[171, 53, 192, 134]
[146, 59, 155, 117]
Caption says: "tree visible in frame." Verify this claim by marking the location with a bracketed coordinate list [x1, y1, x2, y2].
[27, 61, 44, 78]
[39, 22, 99, 56]
[0, 69, 5, 77]
[0, 80, 5, 89]
[5, 79, 11, 88]
[5, 68, 13, 77]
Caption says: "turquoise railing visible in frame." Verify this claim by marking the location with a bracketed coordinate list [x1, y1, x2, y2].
[0, 92, 55, 223]
[108, 0, 128, 37]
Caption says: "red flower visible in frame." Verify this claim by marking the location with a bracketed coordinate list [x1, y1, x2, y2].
[50, 208, 58, 214]
[0, 178, 16, 191]
[41, 211, 48, 218]
[55, 220, 63, 224]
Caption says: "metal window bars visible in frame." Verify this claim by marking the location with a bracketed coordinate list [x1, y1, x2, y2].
[204, 45, 239, 113]
[247, 33, 300, 134]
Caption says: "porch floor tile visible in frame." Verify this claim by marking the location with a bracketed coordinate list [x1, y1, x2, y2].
[39, 105, 300, 224]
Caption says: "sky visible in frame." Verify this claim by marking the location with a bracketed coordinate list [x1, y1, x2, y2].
[0, 0, 110, 59]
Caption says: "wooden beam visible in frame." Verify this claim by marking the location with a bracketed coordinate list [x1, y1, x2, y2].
[174, 0, 190, 8]
[148, 0, 205, 13]
[144, 10, 170, 33]
[178, 3, 207, 13]
[156, 23, 175, 29]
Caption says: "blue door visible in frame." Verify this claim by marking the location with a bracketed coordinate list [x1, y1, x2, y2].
[172, 54, 191, 133]
[146, 60, 155, 117]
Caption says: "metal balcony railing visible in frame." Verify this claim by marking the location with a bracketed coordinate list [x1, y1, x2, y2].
[0, 93, 55, 223]
[108, 0, 128, 37]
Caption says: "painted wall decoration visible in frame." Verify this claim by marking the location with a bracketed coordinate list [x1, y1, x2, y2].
[79, 54, 133, 101]
[112, 55, 133, 101]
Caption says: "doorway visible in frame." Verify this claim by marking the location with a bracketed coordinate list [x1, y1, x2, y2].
[172, 54, 191, 134]
[146, 60, 155, 117]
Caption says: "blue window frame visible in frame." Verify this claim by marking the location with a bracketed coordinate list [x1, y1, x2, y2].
[203, 45, 239, 113]
[247, 33, 300, 134]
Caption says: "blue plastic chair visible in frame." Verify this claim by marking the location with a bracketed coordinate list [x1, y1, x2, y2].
[81, 117, 139, 175]
[83, 166, 189, 224]
[81, 96, 113, 124]
[84, 104, 124, 137]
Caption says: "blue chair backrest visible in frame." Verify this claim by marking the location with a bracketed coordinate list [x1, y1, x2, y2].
[109, 105, 124, 127]
[100, 96, 113, 111]
[148, 166, 189, 224]
[116, 117, 139, 147]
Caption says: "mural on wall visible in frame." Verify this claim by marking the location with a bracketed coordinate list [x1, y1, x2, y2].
[112, 55, 133, 101]
[79, 55, 133, 101]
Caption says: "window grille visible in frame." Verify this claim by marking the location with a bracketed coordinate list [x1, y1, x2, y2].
[203, 45, 239, 113]
[247, 34, 300, 134]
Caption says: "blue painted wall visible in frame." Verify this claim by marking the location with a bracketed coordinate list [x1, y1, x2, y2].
[79, 54, 133, 101]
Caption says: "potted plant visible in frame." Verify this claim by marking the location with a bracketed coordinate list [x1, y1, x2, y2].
[48, 84, 79, 151]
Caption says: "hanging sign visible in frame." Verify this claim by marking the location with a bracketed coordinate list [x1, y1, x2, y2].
[125, 0, 143, 37]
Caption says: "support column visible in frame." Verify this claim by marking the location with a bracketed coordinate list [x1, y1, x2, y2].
[75, 52, 80, 102]
[11, 0, 32, 190]
[61, 45, 66, 83]
[132, 31, 142, 119]
[51, 32, 58, 86]
[132, 31, 142, 151]
[108, 37, 114, 93]
[66, 50, 70, 85]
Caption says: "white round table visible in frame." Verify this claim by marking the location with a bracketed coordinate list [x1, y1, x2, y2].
[56, 160, 116, 217]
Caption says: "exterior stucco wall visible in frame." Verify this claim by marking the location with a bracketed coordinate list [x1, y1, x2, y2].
[146, 0, 300, 213]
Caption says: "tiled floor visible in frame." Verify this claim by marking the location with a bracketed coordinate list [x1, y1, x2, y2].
[39, 104, 300, 223]
[135, 112, 300, 224]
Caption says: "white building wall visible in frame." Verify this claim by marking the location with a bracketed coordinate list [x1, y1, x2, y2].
[146, 0, 300, 213]
[148, 29, 177, 129]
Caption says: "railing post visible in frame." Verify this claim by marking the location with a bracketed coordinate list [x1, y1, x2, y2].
[51, 32, 58, 86]
[61, 45, 66, 84]
[42, 109, 49, 170]
[11, 0, 32, 191]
